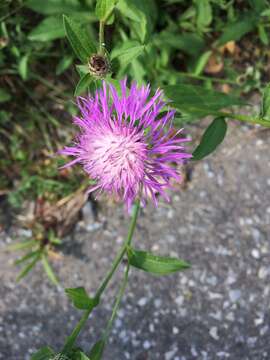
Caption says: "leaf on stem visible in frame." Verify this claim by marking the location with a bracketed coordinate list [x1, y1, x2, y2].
[110, 41, 145, 68]
[74, 73, 93, 96]
[31, 346, 55, 360]
[16, 252, 41, 282]
[65, 287, 99, 310]
[88, 340, 105, 360]
[163, 84, 245, 118]
[41, 254, 59, 286]
[192, 117, 227, 160]
[127, 247, 190, 275]
[63, 15, 96, 63]
[260, 83, 270, 120]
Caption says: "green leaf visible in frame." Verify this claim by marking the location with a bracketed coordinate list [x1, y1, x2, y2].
[127, 247, 190, 275]
[18, 54, 29, 81]
[0, 88, 11, 103]
[153, 32, 205, 56]
[16, 252, 41, 282]
[111, 41, 145, 68]
[31, 346, 55, 360]
[95, 0, 117, 21]
[260, 83, 270, 120]
[25, 0, 82, 15]
[41, 254, 59, 286]
[7, 239, 36, 251]
[89, 340, 105, 360]
[217, 13, 258, 46]
[75, 352, 90, 360]
[163, 84, 245, 118]
[258, 24, 269, 46]
[15, 250, 41, 265]
[74, 73, 92, 96]
[63, 15, 96, 63]
[192, 117, 228, 160]
[193, 50, 212, 75]
[56, 54, 74, 75]
[28, 16, 65, 41]
[195, 0, 212, 30]
[65, 287, 99, 310]
[117, 0, 156, 43]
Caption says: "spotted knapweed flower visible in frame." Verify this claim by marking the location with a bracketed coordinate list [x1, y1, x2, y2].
[60, 79, 191, 210]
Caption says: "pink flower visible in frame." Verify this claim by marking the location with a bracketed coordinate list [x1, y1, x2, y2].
[60, 79, 191, 210]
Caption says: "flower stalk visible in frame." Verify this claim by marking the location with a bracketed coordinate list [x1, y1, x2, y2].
[62, 200, 140, 354]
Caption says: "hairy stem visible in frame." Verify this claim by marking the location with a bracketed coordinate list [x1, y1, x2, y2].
[62, 200, 140, 353]
[99, 20, 105, 55]
[218, 112, 270, 128]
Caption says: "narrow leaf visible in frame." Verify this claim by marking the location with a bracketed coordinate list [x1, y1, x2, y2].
[75, 351, 91, 360]
[31, 346, 55, 360]
[63, 15, 96, 63]
[16, 253, 41, 282]
[18, 54, 29, 81]
[74, 73, 92, 96]
[192, 117, 227, 160]
[260, 83, 270, 120]
[25, 0, 81, 15]
[164, 84, 245, 118]
[111, 41, 144, 68]
[195, 0, 212, 30]
[127, 247, 190, 275]
[7, 239, 36, 251]
[41, 254, 59, 286]
[15, 250, 41, 265]
[56, 55, 73, 75]
[89, 340, 105, 360]
[28, 16, 65, 41]
[218, 13, 258, 46]
[65, 287, 99, 310]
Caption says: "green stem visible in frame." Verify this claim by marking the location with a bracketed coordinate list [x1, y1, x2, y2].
[218, 111, 270, 128]
[102, 263, 130, 341]
[99, 20, 105, 55]
[177, 71, 238, 85]
[62, 200, 140, 354]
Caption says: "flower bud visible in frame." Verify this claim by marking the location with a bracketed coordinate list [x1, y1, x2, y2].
[88, 53, 110, 78]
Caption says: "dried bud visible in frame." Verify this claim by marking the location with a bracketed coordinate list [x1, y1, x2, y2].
[88, 53, 110, 78]
[0, 37, 8, 49]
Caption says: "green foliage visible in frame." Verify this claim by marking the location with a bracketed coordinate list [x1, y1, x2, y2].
[193, 117, 228, 160]
[88, 340, 105, 360]
[164, 84, 245, 118]
[65, 287, 99, 310]
[95, 0, 117, 21]
[63, 15, 96, 63]
[31, 346, 55, 360]
[74, 73, 93, 96]
[127, 247, 190, 275]
[260, 83, 270, 120]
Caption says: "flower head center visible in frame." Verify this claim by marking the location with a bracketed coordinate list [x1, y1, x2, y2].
[87, 126, 147, 187]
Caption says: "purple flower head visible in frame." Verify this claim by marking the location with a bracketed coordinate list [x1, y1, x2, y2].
[60, 79, 192, 210]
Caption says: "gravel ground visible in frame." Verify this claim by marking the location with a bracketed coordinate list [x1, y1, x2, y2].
[1, 122, 270, 360]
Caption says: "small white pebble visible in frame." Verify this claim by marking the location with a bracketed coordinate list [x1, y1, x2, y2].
[138, 297, 148, 307]
[251, 249, 260, 259]
[143, 340, 151, 350]
[209, 326, 219, 340]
